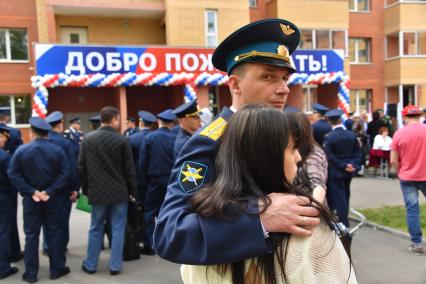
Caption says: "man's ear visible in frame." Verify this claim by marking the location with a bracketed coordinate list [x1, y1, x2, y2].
[228, 75, 241, 97]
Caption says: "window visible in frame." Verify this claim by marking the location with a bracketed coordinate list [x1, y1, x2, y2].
[299, 30, 347, 54]
[349, 38, 371, 63]
[0, 95, 31, 125]
[249, 0, 257, 8]
[205, 10, 218, 47]
[385, 33, 399, 58]
[303, 86, 318, 112]
[60, 27, 88, 44]
[402, 31, 426, 56]
[0, 29, 28, 62]
[350, 89, 371, 114]
[350, 0, 370, 12]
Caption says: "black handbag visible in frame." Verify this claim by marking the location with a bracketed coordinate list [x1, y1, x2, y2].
[127, 201, 142, 232]
[123, 227, 140, 261]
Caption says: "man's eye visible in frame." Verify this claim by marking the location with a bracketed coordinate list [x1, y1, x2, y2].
[263, 74, 271, 80]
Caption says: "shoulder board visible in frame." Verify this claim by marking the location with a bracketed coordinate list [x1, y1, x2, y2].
[64, 130, 70, 133]
[199, 117, 227, 141]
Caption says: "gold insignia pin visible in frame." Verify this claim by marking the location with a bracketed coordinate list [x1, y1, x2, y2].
[280, 24, 295, 36]
[277, 45, 289, 57]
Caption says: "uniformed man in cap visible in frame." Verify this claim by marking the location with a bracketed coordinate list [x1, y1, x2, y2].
[45, 111, 79, 253]
[123, 117, 139, 137]
[0, 107, 23, 262]
[323, 109, 361, 228]
[154, 19, 320, 264]
[139, 109, 177, 255]
[312, 103, 332, 146]
[129, 110, 157, 203]
[8, 117, 70, 283]
[172, 100, 202, 159]
[64, 117, 83, 161]
[89, 115, 101, 131]
[0, 125, 19, 279]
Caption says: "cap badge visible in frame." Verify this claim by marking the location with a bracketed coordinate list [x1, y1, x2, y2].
[280, 24, 295, 36]
[277, 45, 289, 57]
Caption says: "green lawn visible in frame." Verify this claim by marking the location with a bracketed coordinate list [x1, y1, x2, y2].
[356, 204, 426, 235]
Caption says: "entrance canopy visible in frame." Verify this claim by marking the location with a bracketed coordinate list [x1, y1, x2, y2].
[32, 44, 349, 117]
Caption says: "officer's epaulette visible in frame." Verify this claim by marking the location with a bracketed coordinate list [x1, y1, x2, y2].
[64, 129, 70, 133]
[199, 116, 227, 141]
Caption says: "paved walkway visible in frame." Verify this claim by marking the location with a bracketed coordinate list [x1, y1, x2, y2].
[4, 177, 425, 283]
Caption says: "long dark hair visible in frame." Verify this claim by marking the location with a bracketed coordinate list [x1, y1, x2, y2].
[191, 105, 338, 284]
[287, 112, 315, 164]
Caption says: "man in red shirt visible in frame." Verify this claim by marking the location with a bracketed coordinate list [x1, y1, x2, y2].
[391, 105, 426, 255]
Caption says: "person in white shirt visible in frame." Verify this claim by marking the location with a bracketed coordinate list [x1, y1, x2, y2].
[373, 126, 392, 151]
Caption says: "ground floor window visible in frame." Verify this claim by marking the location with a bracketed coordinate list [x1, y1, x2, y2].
[0, 95, 31, 126]
[303, 85, 317, 111]
[350, 89, 371, 114]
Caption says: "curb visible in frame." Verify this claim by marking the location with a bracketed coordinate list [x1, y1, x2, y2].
[349, 216, 411, 240]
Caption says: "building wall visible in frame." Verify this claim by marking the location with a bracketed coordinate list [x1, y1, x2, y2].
[349, 0, 385, 111]
[165, 0, 249, 46]
[0, 0, 38, 95]
[249, 0, 267, 22]
[274, 0, 348, 29]
[56, 16, 166, 45]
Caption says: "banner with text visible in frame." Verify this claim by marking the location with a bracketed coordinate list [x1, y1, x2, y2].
[35, 44, 344, 76]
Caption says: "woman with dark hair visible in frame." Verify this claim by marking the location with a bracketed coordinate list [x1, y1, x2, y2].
[181, 105, 356, 284]
[289, 112, 328, 204]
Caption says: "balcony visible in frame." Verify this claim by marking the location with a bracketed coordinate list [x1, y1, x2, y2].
[384, 57, 426, 86]
[384, 1, 426, 35]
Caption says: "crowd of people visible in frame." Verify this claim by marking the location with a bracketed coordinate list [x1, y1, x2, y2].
[1, 17, 426, 284]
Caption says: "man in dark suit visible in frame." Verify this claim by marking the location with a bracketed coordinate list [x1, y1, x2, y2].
[139, 109, 176, 255]
[79, 106, 136, 275]
[0, 107, 23, 263]
[8, 117, 70, 283]
[312, 103, 332, 146]
[172, 100, 202, 159]
[324, 109, 361, 227]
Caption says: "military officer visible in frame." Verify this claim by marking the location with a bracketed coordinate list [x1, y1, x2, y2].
[139, 109, 176, 255]
[172, 100, 202, 159]
[123, 117, 139, 137]
[8, 117, 70, 283]
[0, 107, 23, 262]
[0, 125, 18, 279]
[46, 111, 79, 252]
[89, 114, 101, 131]
[64, 117, 83, 160]
[154, 19, 320, 264]
[323, 109, 361, 227]
[129, 110, 157, 203]
[312, 103, 332, 146]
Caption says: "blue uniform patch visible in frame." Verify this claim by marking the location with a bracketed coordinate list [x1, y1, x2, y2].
[178, 161, 208, 193]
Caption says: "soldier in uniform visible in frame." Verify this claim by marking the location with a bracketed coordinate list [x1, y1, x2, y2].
[45, 111, 79, 253]
[312, 103, 332, 146]
[172, 100, 202, 159]
[8, 117, 70, 283]
[0, 107, 23, 262]
[0, 125, 19, 279]
[323, 109, 361, 228]
[64, 117, 83, 160]
[89, 115, 101, 131]
[154, 19, 321, 264]
[129, 110, 157, 203]
[123, 117, 139, 137]
[139, 109, 176, 255]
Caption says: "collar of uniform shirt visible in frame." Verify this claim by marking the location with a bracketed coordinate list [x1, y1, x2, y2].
[332, 124, 346, 130]
[230, 106, 238, 113]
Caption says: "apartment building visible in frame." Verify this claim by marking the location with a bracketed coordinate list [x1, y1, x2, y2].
[1, 0, 425, 135]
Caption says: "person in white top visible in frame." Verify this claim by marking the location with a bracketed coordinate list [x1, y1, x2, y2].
[182, 105, 357, 284]
[373, 126, 393, 151]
